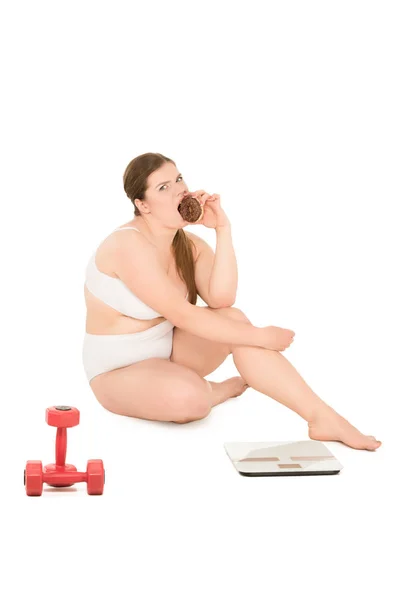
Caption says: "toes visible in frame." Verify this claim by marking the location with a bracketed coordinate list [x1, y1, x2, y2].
[368, 440, 381, 450]
[367, 436, 382, 445]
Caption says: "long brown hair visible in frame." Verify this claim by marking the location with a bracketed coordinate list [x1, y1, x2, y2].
[122, 152, 198, 305]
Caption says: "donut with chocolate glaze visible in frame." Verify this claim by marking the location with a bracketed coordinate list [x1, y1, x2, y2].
[177, 195, 204, 223]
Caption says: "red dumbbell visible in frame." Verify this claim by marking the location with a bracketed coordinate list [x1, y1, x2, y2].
[24, 406, 105, 496]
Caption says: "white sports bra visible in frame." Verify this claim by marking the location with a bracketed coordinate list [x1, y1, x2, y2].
[84, 227, 189, 320]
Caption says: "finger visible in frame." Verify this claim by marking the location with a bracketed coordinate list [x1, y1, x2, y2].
[200, 192, 212, 200]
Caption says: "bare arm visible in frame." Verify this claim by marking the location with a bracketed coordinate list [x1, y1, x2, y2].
[209, 224, 237, 305]
[178, 304, 263, 347]
[112, 230, 264, 348]
[189, 229, 237, 308]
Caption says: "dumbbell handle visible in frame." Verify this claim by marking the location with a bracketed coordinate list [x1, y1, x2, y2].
[56, 427, 67, 466]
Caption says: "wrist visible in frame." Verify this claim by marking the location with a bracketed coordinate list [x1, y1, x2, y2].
[215, 222, 231, 232]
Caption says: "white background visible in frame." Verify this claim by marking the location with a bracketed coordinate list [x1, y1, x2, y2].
[2, 1, 399, 598]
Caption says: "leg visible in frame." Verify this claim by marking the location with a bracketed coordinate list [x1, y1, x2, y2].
[89, 357, 218, 423]
[170, 307, 249, 407]
[225, 310, 382, 451]
[170, 313, 232, 377]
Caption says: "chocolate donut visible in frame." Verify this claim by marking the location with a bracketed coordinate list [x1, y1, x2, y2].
[178, 195, 204, 223]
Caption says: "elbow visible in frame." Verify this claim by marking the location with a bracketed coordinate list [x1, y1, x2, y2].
[220, 299, 236, 308]
[210, 295, 237, 309]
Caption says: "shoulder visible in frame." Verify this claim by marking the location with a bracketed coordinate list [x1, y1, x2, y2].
[107, 226, 154, 261]
[109, 225, 148, 244]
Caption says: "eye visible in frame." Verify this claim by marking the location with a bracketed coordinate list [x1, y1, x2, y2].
[160, 175, 183, 191]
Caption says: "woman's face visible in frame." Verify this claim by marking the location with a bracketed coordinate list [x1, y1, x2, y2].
[139, 163, 189, 225]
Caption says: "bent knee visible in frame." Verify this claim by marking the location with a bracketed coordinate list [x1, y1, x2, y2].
[213, 306, 251, 323]
[171, 381, 212, 424]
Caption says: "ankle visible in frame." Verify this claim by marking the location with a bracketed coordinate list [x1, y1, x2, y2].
[307, 401, 335, 423]
[208, 381, 229, 407]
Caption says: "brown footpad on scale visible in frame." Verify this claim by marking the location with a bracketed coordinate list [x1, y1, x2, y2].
[178, 195, 204, 223]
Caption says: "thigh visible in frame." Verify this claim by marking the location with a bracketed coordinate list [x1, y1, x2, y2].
[89, 357, 212, 423]
[170, 306, 249, 377]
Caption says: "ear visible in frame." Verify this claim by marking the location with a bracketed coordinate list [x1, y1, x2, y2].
[135, 198, 149, 212]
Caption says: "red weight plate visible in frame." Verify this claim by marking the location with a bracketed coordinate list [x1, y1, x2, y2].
[25, 461, 43, 496]
[87, 459, 105, 495]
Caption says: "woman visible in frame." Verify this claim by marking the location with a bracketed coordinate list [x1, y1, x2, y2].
[82, 152, 381, 451]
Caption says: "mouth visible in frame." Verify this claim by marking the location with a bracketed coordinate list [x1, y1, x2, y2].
[177, 193, 189, 209]
[177, 195, 204, 223]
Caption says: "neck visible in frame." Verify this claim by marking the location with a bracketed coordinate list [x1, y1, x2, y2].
[132, 216, 178, 254]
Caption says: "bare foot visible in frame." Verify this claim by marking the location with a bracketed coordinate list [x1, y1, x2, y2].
[221, 376, 249, 399]
[209, 376, 249, 406]
[308, 406, 382, 451]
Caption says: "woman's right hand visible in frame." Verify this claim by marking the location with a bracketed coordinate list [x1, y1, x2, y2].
[259, 326, 295, 351]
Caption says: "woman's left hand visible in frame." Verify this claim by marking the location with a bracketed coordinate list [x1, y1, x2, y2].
[188, 190, 230, 229]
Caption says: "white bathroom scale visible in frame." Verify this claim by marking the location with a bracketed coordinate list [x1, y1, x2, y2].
[224, 440, 343, 477]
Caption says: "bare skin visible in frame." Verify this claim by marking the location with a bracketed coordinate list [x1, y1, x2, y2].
[208, 377, 250, 406]
[307, 404, 382, 450]
[85, 162, 381, 450]
[210, 377, 381, 450]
